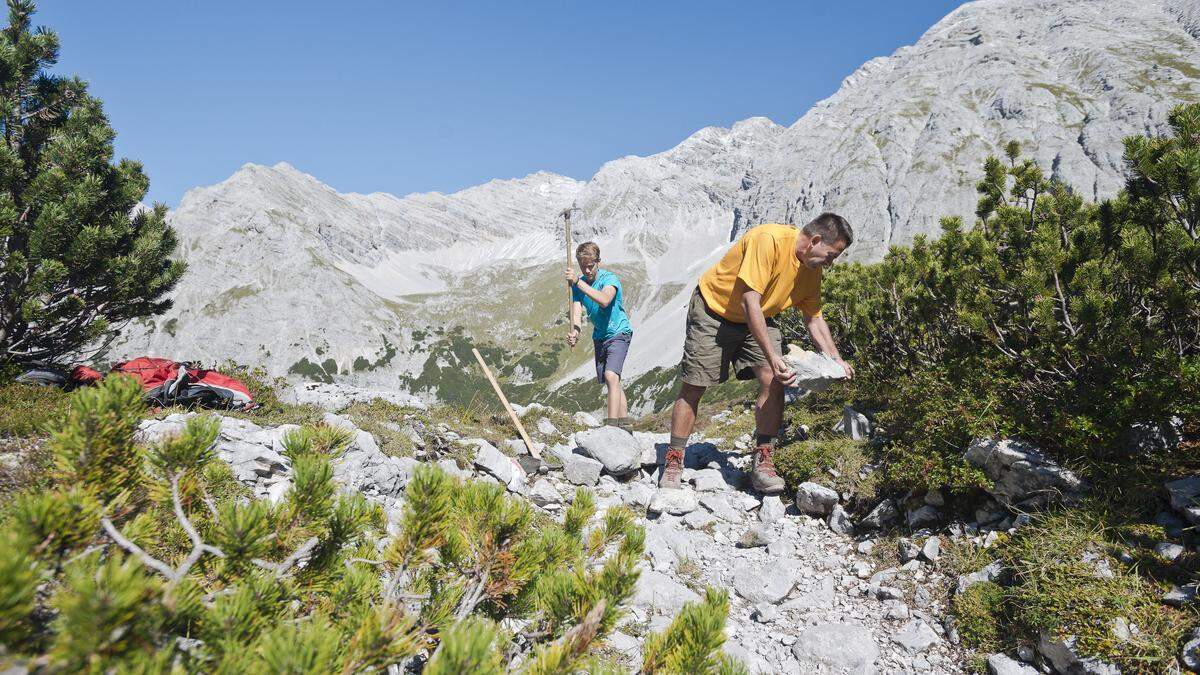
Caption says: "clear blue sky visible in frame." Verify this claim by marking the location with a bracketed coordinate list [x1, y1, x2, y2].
[39, 1, 964, 207]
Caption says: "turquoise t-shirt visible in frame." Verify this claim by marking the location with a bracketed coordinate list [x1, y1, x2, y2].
[573, 269, 633, 341]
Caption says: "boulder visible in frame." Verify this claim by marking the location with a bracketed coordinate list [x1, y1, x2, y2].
[759, 495, 786, 523]
[835, 405, 872, 440]
[986, 653, 1038, 675]
[648, 488, 699, 516]
[791, 624, 880, 674]
[1037, 633, 1120, 675]
[955, 561, 1005, 595]
[1166, 476, 1200, 525]
[860, 499, 899, 530]
[732, 563, 796, 604]
[795, 482, 839, 516]
[827, 504, 854, 535]
[551, 447, 603, 486]
[471, 439, 527, 495]
[965, 438, 1085, 508]
[575, 426, 641, 475]
[891, 619, 940, 653]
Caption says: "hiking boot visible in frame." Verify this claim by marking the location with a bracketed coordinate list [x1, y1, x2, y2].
[659, 447, 685, 489]
[750, 445, 785, 494]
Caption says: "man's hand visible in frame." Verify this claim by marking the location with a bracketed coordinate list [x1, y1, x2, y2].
[564, 268, 579, 286]
[835, 357, 854, 380]
[567, 327, 579, 348]
[770, 354, 797, 387]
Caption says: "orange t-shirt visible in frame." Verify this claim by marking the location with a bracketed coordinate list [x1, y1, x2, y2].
[698, 223, 822, 322]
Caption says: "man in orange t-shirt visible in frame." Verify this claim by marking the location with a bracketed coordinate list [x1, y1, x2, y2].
[660, 213, 855, 493]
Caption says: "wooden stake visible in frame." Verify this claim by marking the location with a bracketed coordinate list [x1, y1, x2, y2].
[471, 347, 539, 458]
[563, 205, 575, 335]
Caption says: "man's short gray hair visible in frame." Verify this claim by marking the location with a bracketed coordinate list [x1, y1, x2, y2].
[802, 212, 853, 247]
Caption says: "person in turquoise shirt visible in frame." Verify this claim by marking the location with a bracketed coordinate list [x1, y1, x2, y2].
[565, 241, 634, 430]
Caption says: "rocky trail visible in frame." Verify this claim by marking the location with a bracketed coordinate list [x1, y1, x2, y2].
[137, 382, 974, 674]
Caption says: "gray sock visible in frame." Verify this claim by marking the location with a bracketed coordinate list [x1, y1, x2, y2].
[670, 435, 689, 449]
[755, 433, 775, 447]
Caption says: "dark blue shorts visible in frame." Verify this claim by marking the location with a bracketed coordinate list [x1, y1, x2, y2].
[594, 332, 632, 383]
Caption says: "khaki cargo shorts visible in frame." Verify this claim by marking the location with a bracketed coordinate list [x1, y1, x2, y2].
[680, 287, 782, 387]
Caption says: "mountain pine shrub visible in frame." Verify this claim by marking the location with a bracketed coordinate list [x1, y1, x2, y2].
[782, 103, 1200, 493]
[0, 375, 742, 672]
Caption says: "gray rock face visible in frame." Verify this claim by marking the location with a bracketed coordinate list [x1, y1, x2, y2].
[574, 426, 641, 475]
[289, 382, 426, 412]
[964, 438, 1085, 507]
[795, 482, 840, 516]
[836, 405, 872, 440]
[632, 570, 701, 615]
[791, 624, 880, 674]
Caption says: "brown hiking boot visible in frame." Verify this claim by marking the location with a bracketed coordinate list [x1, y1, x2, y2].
[659, 447, 685, 489]
[750, 445, 785, 494]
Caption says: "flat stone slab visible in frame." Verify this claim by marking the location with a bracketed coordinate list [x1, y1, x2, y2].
[791, 623, 880, 674]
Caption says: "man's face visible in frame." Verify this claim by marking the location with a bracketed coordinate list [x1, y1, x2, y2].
[800, 235, 847, 269]
[577, 255, 598, 278]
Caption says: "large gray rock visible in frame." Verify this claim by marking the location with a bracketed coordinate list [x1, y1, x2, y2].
[827, 504, 855, 535]
[1166, 476, 1200, 525]
[891, 619, 940, 653]
[795, 482, 840, 516]
[732, 563, 796, 604]
[574, 426, 641, 475]
[1181, 628, 1200, 672]
[783, 346, 847, 392]
[631, 570, 701, 615]
[471, 439, 527, 495]
[791, 624, 880, 674]
[860, 499, 899, 530]
[986, 653, 1039, 675]
[1037, 633, 1120, 675]
[835, 405, 872, 440]
[965, 438, 1085, 508]
[552, 447, 603, 486]
[955, 561, 1005, 595]
[648, 488, 699, 516]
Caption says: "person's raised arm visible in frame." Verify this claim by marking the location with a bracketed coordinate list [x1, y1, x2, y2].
[741, 288, 796, 387]
[803, 311, 854, 379]
[574, 278, 617, 308]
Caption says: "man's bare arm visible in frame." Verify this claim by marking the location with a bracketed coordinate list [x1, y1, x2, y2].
[574, 279, 617, 308]
[803, 312, 854, 378]
[741, 289, 797, 386]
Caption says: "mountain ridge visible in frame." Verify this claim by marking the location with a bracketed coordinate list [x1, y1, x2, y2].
[113, 0, 1200, 409]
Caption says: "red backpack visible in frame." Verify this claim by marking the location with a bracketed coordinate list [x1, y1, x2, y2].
[111, 357, 255, 410]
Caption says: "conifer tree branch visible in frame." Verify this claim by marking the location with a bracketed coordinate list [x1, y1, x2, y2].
[100, 517, 176, 580]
